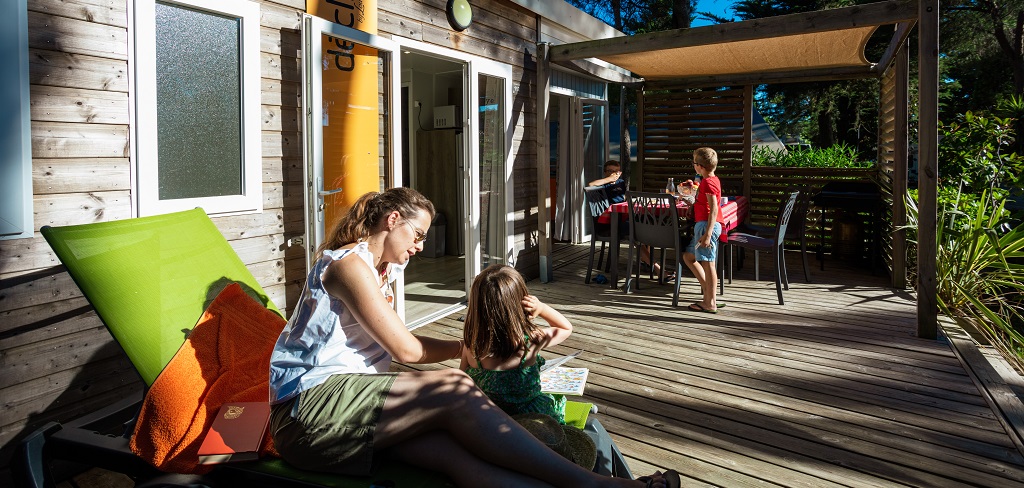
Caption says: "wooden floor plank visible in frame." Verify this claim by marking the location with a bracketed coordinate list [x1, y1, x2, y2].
[402, 244, 1024, 487]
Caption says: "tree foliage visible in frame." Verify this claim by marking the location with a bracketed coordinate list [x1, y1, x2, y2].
[565, 0, 697, 32]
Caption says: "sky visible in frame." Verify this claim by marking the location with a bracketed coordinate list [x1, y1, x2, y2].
[693, 0, 735, 26]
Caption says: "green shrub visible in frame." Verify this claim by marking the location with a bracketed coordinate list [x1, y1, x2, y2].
[938, 111, 1024, 196]
[904, 192, 1024, 370]
[752, 143, 872, 168]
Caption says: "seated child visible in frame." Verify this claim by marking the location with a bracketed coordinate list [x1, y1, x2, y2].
[460, 264, 573, 423]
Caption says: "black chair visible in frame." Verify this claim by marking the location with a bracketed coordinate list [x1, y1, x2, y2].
[727, 191, 800, 305]
[738, 191, 812, 282]
[583, 186, 620, 284]
[624, 191, 684, 306]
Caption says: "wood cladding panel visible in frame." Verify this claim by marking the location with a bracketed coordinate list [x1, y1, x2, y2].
[31, 121, 128, 158]
[30, 85, 128, 124]
[2, 0, 311, 471]
[29, 48, 128, 92]
[28, 0, 128, 28]
[33, 158, 129, 194]
[28, 11, 128, 60]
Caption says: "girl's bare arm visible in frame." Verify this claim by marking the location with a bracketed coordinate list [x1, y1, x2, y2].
[523, 295, 573, 348]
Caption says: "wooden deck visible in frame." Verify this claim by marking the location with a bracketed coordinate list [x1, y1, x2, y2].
[407, 243, 1024, 487]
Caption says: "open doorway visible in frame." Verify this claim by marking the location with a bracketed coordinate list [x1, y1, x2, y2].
[551, 94, 609, 244]
[400, 51, 468, 325]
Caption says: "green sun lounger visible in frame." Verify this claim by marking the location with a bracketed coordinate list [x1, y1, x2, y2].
[14, 208, 454, 487]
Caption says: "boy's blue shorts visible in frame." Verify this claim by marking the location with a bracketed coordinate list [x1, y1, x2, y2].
[686, 221, 721, 262]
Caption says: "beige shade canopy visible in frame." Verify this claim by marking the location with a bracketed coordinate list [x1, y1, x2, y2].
[601, 27, 877, 81]
[549, 0, 918, 86]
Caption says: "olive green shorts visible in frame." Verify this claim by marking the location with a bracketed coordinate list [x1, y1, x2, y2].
[270, 373, 398, 475]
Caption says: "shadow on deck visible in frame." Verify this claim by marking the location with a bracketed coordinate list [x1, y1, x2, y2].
[411, 243, 1024, 487]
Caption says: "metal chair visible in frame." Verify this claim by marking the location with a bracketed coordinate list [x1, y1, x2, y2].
[624, 191, 684, 306]
[583, 186, 619, 284]
[727, 191, 800, 305]
[738, 190, 812, 282]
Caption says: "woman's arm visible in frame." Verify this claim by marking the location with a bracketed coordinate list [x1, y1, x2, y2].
[323, 255, 461, 364]
[523, 295, 572, 348]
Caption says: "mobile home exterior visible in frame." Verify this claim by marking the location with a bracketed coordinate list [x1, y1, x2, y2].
[0, 0, 621, 480]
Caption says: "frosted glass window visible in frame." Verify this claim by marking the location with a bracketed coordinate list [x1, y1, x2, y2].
[134, 0, 260, 217]
[155, 2, 242, 200]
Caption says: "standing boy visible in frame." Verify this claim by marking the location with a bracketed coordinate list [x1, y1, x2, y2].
[684, 147, 724, 313]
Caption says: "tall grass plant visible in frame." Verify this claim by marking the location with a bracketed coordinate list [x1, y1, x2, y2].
[904, 192, 1024, 371]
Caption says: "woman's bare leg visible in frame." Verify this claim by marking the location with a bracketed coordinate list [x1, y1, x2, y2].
[389, 431, 552, 488]
[373, 369, 655, 487]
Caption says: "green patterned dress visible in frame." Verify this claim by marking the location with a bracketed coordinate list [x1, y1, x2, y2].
[465, 343, 566, 424]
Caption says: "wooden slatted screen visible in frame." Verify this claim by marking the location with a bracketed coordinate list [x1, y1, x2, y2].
[877, 63, 899, 277]
[638, 87, 746, 193]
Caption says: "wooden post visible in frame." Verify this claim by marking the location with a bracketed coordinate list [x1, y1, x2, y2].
[917, 0, 939, 338]
[892, 44, 909, 290]
[620, 85, 629, 173]
[637, 87, 645, 191]
[742, 85, 753, 203]
[536, 41, 553, 283]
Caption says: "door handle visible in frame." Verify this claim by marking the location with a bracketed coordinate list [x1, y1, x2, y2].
[319, 188, 342, 197]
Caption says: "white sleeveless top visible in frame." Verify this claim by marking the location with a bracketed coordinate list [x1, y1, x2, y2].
[268, 242, 401, 404]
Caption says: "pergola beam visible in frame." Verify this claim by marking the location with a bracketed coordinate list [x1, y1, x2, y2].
[645, 65, 878, 89]
[550, 0, 918, 62]
[551, 59, 643, 86]
[873, 21, 916, 74]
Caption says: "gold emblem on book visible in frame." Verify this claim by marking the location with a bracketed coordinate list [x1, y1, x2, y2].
[224, 405, 244, 419]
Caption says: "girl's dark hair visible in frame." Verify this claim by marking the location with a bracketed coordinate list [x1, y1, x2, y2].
[463, 264, 539, 360]
[317, 187, 435, 256]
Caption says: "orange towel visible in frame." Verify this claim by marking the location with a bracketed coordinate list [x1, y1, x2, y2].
[129, 283, 286, 473]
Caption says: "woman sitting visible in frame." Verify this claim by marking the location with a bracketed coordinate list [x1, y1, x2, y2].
[268, 187, 679, 487]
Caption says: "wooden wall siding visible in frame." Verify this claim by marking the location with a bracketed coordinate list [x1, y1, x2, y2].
[378, 0, 542, 275]
[639, 87, 746, 192]
[0, 0, 306, 479]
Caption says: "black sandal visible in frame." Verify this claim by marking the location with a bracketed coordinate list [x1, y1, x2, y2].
[637, 470, 681, 488]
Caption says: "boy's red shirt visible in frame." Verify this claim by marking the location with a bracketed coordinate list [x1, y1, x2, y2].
[692, 175, 724, 224]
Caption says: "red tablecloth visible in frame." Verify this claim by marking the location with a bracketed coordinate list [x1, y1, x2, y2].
[601, 196, 748, 242]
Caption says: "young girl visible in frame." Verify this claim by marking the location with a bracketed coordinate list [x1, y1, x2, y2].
[460, 264, 573, 423]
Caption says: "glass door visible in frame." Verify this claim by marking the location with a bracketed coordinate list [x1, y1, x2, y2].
[302, 15, 399, 255]
[579, 98, 609, 241]
[301, 15, 402, 301]
[395, 38, 512, 328]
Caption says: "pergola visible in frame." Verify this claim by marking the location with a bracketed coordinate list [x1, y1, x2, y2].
[535, 0, 940, 337]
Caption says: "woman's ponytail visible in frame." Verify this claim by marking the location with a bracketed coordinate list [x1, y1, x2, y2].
[317, 188, 434, 256]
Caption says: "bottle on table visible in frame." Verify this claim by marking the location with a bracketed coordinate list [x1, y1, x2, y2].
[665, 177, 676, 196]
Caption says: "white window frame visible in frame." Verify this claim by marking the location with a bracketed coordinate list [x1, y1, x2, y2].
[131, 0, 262, 217]
[0, 0, 32, 240]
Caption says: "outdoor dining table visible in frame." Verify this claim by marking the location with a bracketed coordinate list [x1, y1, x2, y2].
[603, 196, 749, 289]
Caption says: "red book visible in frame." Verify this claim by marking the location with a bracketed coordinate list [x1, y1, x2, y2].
[197, 402, 271, 464]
